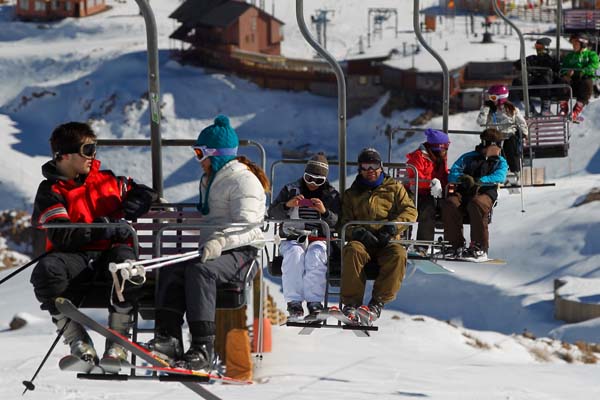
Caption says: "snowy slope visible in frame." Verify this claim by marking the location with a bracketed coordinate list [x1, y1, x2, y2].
[0, 1, 599, 399]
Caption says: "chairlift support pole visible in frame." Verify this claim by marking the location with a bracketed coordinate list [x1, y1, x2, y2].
[556, 0, 562, 63]
[414, 0, 449, 133]
[491, 0, 527, 212]
[296, 0, 347, 194]
[491, 1, 529, 118]
[135, 0, 163, 198]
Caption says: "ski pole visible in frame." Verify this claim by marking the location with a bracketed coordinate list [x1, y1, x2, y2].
[0, 252, 48, 287]
[22, 319, 68, 395]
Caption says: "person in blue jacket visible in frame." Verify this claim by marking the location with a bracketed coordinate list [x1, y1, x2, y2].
[441, 128, 508, 262]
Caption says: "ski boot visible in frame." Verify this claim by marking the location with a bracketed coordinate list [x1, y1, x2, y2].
[571, 101, 584, 122]
[53, 314, 98, 367]
[306, 302, 324, 316]
[100, 304, 134, 373]
[540, 100, 552, 116]
[341, 305, 359, 323]
[287, 301, 304, 321]
[179, 336, 215, 371]
[145, 332, 183, 362]
[559, 101, 569, 116]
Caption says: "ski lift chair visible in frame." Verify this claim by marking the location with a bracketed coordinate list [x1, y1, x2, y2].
[132, 203, 261, 318]
[521, 80, 572, 159]
[49, 204, 261, 336]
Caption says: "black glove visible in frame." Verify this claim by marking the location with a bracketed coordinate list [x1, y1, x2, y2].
[458, 174, 475, 191]
[484, 100, 496, 112]
[351, 227, 380, 249]
[375, 224, 398, 248]
[123, 183, 156, 220]
[92, 217, 132, 243]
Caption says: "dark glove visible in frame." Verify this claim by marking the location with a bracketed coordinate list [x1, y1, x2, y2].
[375, 224, 398, 248]
[458, 174, 475, 191]
[92, 217, 132, 243]
[123, 183, 156, 220]
[351, 227, 380, 249]
[484, 100, 496, 112]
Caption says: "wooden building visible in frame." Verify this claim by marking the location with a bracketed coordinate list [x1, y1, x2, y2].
[15, 0, 108, 21]
[170, 0, 284, 57]
[449, 0, 508, 14]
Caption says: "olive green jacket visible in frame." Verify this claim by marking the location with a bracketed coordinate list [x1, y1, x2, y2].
[339, 175, 418, 239]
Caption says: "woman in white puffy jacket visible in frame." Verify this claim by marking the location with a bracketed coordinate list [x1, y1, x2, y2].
[477, 84, 529, 175]
[147, 115, 269, 371]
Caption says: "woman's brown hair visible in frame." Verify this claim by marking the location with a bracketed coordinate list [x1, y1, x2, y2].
[503, 102, 516, 116]
[237, 156, 270, 192]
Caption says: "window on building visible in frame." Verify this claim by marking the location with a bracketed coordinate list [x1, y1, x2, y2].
[65, 1, 71, 11]
[251, 17, 257, 32]
[251, 33, 255, 42]
[20, 0, 30, 10]
[34, 0, 45, 11]
[359, 76, 368, 85]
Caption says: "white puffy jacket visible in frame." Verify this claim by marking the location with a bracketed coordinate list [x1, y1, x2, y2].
[199, 159, 266, 249]
[477, 104, 529, 139]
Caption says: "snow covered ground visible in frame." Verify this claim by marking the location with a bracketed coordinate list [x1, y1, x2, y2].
[1, 1, 600, 399]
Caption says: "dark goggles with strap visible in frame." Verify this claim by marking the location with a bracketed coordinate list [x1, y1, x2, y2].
[481, 139, 502, 147]
[358, 162, 382, 171]
[55, 142, 97, 160]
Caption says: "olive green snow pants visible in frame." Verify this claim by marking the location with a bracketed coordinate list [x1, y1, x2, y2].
[341, 241, 407, 306]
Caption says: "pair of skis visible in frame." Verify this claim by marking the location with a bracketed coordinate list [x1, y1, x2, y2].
[286, 305, 379, 337]
[54, 298, 251, 400]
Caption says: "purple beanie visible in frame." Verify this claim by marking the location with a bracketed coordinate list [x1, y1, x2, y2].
[424, 129, 450, 145]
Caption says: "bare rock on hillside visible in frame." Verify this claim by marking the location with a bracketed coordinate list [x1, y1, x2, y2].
[9, 316, 27, 331]
[573, 187, 600, 207]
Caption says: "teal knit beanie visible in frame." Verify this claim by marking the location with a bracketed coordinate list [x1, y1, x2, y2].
[195, 115, 239, 214]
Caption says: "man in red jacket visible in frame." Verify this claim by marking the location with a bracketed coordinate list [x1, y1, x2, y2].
[30, 122, 156, 372]
[406, 129, 450, 254]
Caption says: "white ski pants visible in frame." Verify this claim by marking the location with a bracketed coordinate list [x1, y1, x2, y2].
[280, 240, 327, 303]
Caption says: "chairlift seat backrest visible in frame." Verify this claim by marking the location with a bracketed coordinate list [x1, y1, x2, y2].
[525, 115, 569, 158]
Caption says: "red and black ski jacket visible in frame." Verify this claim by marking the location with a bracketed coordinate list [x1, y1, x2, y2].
[32, 159, 133, 252]
[406, 144, 449, 196]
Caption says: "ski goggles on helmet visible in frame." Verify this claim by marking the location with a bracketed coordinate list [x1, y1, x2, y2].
[303, 172, 326, 186]
[359, 162, 382, 171]
[192, 145, 238, 162]
[487, 93, 509, 102]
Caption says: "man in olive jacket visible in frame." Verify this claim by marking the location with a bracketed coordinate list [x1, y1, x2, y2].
[339, 148, 417, 322]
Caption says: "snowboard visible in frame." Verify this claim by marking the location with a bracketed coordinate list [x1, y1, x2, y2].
[440, 257, 506, 265]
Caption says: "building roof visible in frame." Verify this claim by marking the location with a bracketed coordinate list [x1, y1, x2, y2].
[170, 0, 284, 27]
[200, 1, 252, 28]
[169, 0, 228, 24]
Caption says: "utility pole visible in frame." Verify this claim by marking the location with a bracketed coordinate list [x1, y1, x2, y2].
[311, 9, 334, 49]
[367, 8, 398, 48]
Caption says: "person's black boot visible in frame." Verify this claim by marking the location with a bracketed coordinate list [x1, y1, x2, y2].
[145, 332, 183, 362]
[145, 310, 184, 362]
[181, 335, 215, 371]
